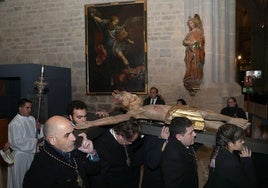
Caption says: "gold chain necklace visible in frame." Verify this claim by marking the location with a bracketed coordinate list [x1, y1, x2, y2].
[43, 147, 83, 187]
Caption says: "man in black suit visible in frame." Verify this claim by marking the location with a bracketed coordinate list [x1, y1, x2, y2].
[161, 117, 198, 188]
[23, 116, 100, 188]
[143, 87, 165, 105]
[142, 86, 167, 188]
[90, 119, 143, 188]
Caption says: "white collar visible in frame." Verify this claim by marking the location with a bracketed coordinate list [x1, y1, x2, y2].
[151, 98, 157, 104]
[109, 128, 118, 141]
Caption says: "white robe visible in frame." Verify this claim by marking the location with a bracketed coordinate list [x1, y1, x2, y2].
[7, 114, 42, 188]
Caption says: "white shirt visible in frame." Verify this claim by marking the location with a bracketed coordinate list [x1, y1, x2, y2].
[150, 98, 157, 105]
[8, 114, 42, 188]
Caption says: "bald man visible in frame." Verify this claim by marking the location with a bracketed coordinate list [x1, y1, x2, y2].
[23, 116, 100, 188]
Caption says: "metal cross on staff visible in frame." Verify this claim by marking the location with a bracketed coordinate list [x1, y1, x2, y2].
[34, 65, 48, 123]
[34, 65, 48, 147]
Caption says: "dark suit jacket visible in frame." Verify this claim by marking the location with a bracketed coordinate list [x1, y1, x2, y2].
[161, 137, 198, 188]
[91, 128, 142, 188]
[142, 96, 165, 188]
[23, 142, 100, 188]
[204, 148, 257, 188]
[143, 96, 165, 106]
[142, 135, 166, 188]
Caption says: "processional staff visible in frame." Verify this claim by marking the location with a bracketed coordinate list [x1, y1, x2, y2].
[34, 65, 48, 146]
[34, 65, 47, 123]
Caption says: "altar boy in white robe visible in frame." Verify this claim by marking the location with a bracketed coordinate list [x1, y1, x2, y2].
[7, 98, 43, 188]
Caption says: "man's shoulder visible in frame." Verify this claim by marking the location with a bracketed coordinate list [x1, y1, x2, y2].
[144, 97, 150, 101]
[31, 150, 54, 167]
[85, 127, 106, 140]
[157, 97, 165, 104]
[8, 114, 20, 125]
[28, 115, 36, 121]
[143, 97, 151, 104]
[164, 140, 183, 153]
[93, 129, 115, 146]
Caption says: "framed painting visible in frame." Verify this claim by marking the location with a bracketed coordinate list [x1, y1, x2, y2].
[85, 0, 147, 94]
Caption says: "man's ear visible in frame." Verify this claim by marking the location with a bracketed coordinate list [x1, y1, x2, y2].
[69, 115, 73, 121]
[48, 136, 57, 146]
[228, 142, 234, 147]
[175, 133, 183, 141]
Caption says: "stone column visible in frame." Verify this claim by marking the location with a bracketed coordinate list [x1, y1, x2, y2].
[184, 0, 244, 112]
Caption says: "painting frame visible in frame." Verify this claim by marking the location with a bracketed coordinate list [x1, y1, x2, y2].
[85, 0, 147, 95]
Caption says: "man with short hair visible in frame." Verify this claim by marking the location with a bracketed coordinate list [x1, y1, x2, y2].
[8, 98, 43, 188]
[66, 100, 88, 125]
[66, 100, 110, 141]
[91, 119, 142, 188]
[161, 117, 198, 188]
[142, 87, 168, 188]
[143, 87, 165, 105]
[23, 115, 100, 188]
[66, 100, 109, 126]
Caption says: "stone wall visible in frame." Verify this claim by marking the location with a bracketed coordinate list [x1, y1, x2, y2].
[0, 0, 244, 113]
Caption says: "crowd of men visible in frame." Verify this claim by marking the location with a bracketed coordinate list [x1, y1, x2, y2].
[1, 87, 264, 188]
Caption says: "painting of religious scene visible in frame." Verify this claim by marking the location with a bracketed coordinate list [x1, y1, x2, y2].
[85, 0, 147, 94]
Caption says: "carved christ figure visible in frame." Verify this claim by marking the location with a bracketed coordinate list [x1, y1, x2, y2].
[75, 91, 250, 131]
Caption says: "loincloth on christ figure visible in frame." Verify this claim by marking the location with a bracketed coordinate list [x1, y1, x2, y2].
[165, 105, 205, 130]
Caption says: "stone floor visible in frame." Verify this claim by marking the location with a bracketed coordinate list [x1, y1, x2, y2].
[0, 163, 7, 188]
[196, 145, 212, 187]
